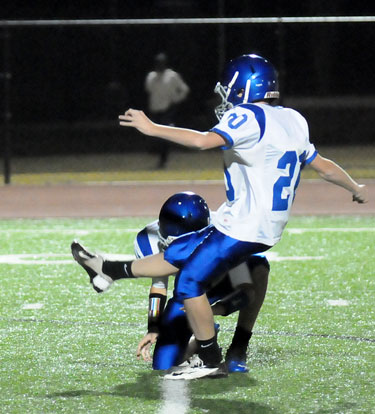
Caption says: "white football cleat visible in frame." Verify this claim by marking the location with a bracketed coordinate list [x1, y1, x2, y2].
[71, 240, 114, 293]
[164, 356, 227, 380]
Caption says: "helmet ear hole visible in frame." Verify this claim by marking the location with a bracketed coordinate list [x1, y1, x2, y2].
[236, 88, 245, 98]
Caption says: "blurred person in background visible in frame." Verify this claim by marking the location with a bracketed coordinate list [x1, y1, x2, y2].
[145, 52, 190, 168]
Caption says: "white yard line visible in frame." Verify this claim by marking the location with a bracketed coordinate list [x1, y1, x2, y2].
[0, 228, 139, 234]
[286, 227, 375, 234]
[326, 299, 350, 306]
[0, 227, 373, 234]
[159, 380, 190, 414]
[22, 303, 44, 310]
[1, 226, 371, 265]
[0, 253, 135, 265]
[265, 252, 325, 262]
[0, 252, 323, 265]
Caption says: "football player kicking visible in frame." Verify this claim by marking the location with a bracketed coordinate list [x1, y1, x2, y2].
[72, 192, 270, 375]
[75, 53, 367, 380]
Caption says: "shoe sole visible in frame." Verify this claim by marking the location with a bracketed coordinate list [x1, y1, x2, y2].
[164, 364, 228, 380]
[71, 242, 97, 281]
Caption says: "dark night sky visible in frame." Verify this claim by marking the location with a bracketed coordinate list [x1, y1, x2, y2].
[1, 0, 375, 19]
[1, 0, 375, 151]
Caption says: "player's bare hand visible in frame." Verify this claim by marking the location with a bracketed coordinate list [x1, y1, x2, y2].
[352, 184, 368, 204]
[136, 332, 158, 362]
[119, 109, 155, 136]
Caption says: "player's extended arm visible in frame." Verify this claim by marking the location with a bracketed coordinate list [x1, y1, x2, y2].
[119, 108, 225, 150]
[132, 252, 179, 277]
[309, 154, 368, 203]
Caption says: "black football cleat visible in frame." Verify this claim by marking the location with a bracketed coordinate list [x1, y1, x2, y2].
[71, 240, 113, 293]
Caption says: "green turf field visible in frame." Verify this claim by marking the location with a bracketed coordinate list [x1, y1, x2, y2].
[1, 216, 374, 413]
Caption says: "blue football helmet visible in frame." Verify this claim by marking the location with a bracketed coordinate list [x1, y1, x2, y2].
[214, 54, 279, 119]
[158, 192, 210, 249]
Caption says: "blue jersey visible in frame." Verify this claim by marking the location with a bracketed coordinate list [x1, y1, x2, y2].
[211, 103, 317, 245]
[134, 219, 265, 290]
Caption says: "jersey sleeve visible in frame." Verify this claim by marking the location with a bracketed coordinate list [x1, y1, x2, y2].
[134, 220, 160, 258]
[210, 105, 263, 150]
[292, 109, 318, 166]
[303, 144, 318, 166]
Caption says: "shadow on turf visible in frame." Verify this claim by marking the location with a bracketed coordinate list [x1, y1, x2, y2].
[46, 371, 277, 413]
[311, 403, 357, 414]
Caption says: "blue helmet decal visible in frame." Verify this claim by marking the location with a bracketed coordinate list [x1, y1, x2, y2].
[158, 192, 210, 245]
[214, 54, 279, 119]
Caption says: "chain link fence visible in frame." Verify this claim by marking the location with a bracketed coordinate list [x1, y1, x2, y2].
[1, 17, 375, 184]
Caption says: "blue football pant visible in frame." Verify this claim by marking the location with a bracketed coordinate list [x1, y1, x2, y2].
[152, 255, 270, 370]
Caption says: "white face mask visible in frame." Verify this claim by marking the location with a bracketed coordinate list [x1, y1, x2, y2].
[157, 230, 178, 251]
[214, 82, 233, 120]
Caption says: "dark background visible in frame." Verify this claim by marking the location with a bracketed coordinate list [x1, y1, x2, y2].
[1, 1, 375, 156]
[2, 1, 375, 19]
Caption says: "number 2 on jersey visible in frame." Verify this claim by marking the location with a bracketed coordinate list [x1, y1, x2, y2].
[272, 151, 298, 211]
[227, 113, 248, 129]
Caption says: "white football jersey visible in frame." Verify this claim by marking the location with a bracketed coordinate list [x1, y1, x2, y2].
[211, 103, 317, 245]
[134, 219, 160, 259]
[134, 220, 169, 290]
